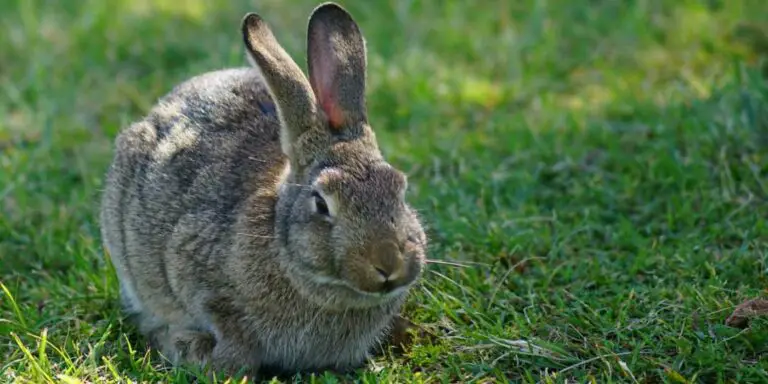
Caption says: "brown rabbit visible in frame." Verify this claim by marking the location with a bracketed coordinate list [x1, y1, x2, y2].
[99, 2, 427, 378]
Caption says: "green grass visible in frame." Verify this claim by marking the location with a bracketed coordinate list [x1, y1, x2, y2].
[2, 0, 768, 382]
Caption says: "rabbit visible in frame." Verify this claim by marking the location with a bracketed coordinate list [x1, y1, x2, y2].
[99, 1, 427, 378]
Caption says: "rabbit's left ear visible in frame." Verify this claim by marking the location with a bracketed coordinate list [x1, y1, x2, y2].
[242, 12, 319, 160]
[307, 2, 368, 130]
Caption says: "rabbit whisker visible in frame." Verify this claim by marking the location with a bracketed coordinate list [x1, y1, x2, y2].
[280, 182, 311, 188]
[425, 259, 470, 268]
[299, 294, 335, 338]
[236, 233, 278, 239]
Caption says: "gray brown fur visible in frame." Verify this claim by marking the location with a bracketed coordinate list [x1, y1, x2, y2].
[99, 2, 427, 378]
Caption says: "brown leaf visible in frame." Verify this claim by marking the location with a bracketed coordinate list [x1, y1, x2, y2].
[725, 298, 768, 328]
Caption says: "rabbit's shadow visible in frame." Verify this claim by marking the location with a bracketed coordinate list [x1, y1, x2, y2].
[111, 313, 435, 383]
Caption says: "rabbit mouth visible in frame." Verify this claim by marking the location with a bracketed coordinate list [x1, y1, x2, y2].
[301, 272, 411, 309]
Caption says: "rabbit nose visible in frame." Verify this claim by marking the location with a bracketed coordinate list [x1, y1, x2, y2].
[370, 240, 405, 285]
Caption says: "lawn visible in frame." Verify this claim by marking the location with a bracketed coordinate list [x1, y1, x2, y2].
[2, 0, 768, 382]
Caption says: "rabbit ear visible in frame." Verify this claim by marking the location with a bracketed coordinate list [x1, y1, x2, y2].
[242, 13, 318, 157]
[307, 3, 368, 130]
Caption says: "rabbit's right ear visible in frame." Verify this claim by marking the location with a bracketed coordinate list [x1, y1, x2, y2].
[242, 13, 318, 159]
[307, 3, 368, 132]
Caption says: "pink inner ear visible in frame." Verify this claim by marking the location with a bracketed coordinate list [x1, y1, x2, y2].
[309, 25, 346, 130]
[322, 95, 345, 129]
[312, 63, 346, 129]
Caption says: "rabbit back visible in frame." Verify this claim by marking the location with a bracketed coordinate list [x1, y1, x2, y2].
[100, 67, 285, 331]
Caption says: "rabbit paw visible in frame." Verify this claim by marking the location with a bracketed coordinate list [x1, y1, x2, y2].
[204, 340, 261, 378]
[374, 315, 436, 355]
[171, 329, 217, 365]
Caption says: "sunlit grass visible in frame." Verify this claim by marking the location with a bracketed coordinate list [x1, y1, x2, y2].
[2, 0, 768, 382]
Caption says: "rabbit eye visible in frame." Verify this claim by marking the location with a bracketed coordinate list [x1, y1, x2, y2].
[312, 191, 330, 216]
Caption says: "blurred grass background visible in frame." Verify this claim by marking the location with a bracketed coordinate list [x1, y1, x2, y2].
[2, 0, 768, 382]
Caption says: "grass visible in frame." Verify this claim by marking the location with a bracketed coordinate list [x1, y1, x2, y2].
[2, 0, 768, 382]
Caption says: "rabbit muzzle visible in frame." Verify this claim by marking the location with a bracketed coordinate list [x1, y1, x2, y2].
[369, 240, 407, 293]
[345, 237, 422, 297]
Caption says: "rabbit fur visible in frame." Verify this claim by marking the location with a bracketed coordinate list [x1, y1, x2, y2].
[99, 2, 427, 377]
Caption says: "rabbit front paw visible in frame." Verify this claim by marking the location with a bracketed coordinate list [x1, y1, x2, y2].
[204, 340, 261, 379]
[171, 329, 217, 365]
